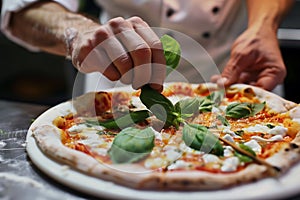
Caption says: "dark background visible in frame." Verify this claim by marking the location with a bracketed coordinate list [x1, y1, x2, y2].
[0, 1, 299, 106]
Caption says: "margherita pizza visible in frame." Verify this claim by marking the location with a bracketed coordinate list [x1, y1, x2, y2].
[31, 82, 300, 190]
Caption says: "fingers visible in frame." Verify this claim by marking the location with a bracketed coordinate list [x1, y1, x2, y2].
[75, 17, 165, 91]
[128, 17, 166, 91]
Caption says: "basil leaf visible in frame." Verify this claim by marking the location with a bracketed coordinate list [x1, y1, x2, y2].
[234, 130, 244, 136]
[248, 102, 265, 116]
[160, 34, 181, 76]
[225, 102, 252, 119]
[140, 85, 179, 127]
[198, 98, 213, 113]
[266, 124, 275, 129]
[175, 97, 200, 118]
[216, 115, 229, 126]
[86, 110, 150, 129]
[108, 127, 155, 163]
[182, 124, 224, 156]
[207, 90, 224, 106]
[225, 102, 265, 119]
[234, 143, 256, 163]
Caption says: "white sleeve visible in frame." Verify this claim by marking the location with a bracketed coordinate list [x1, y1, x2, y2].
[1, 0, 80, 52]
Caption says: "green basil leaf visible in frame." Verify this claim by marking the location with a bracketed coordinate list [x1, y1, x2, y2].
[108, 127, 155, 163]
[140, 85, 179, 127]
[198, 98, 213, 113]
[86, 110, 150, 129]
[216, 115, 229, 126]
[175, 97, 200, 118]
[225, 102, 265, 119]
[234, 143, 256, 163]
[160, 34, 181, 76]
[248, 102, 265, 116]
[266, 124, 275, 129]
[225, 102, 252, 119]
[182, 124, 224, 156]
[234, 130, 244, 136]
[207, 90, 224, 106]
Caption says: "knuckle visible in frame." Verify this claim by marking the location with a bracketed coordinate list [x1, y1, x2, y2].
[108, 17, 127, 28]
[128, 16, 144, 24]
[117, 54, 132, 67]
[94, 27, 111, 40]
[133, 44, 151, 57]
[150, 40, 163, 50]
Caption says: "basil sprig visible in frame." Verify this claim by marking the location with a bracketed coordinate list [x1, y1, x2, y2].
[225, 102, 265, 119]
[108, 127, 155, 163]
[139, 34, 182, 128]
[86, 110, 150, 129]
[182, 124, 224, 156]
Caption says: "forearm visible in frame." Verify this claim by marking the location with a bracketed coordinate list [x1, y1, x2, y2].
[8, 1, 97, 56]
[246, 0, 294, 31]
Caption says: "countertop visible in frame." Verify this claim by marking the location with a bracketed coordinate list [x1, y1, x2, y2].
[0, 100, 94, 200]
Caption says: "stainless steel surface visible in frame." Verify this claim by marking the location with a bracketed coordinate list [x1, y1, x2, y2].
[0, 100, 92, 200]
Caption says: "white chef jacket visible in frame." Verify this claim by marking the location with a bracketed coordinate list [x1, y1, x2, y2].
[1, 0, 248, 92]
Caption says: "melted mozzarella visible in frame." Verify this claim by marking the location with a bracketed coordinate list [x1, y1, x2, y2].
[164, 145, 181, 161]
[167, 160, 190, 170]
[244, 140, 262, 154]
[243, 124, 287, 137]
[223, 134, 234, 143]
[223, 146, 234, 157]
[203, 154, 220, 164]
[251, 135, 284, 142]
[221, 157, 239, 172]
[269, 126, 287, 136]
[222, 126, 241, 138]
[244, 124, 270, 133]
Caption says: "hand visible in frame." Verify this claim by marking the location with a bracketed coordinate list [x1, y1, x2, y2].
[211, 26, 286, 91]
[65, 17, 166, 92]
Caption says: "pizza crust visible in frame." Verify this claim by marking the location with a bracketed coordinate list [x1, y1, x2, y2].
[32, 124, 300, 190]
[229, 84, 298, 113]
[30, 83, 300, 190]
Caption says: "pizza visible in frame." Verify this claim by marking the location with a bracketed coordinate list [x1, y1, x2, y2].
[31, 82, 300, 190]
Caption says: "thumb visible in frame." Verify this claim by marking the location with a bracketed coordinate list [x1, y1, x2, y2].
[219, 60, 244, 87]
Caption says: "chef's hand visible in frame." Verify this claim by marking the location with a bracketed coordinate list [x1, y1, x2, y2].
[211, 26, 286, 91]
[66, 17, 166, 92]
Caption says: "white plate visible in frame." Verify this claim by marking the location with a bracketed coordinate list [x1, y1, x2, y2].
[26, 90, 300, 200]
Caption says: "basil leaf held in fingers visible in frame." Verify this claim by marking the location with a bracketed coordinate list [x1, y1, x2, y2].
[85, 110, 150, 129]
[160, 34, 181, 76]
[108, 127, 155, 163]
[140, 85, 179, 128]
[182, 124, 224, 156]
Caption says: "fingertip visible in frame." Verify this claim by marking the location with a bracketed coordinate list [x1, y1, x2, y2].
[210, 75, 220, 83]
[216, 77, 229, 88]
